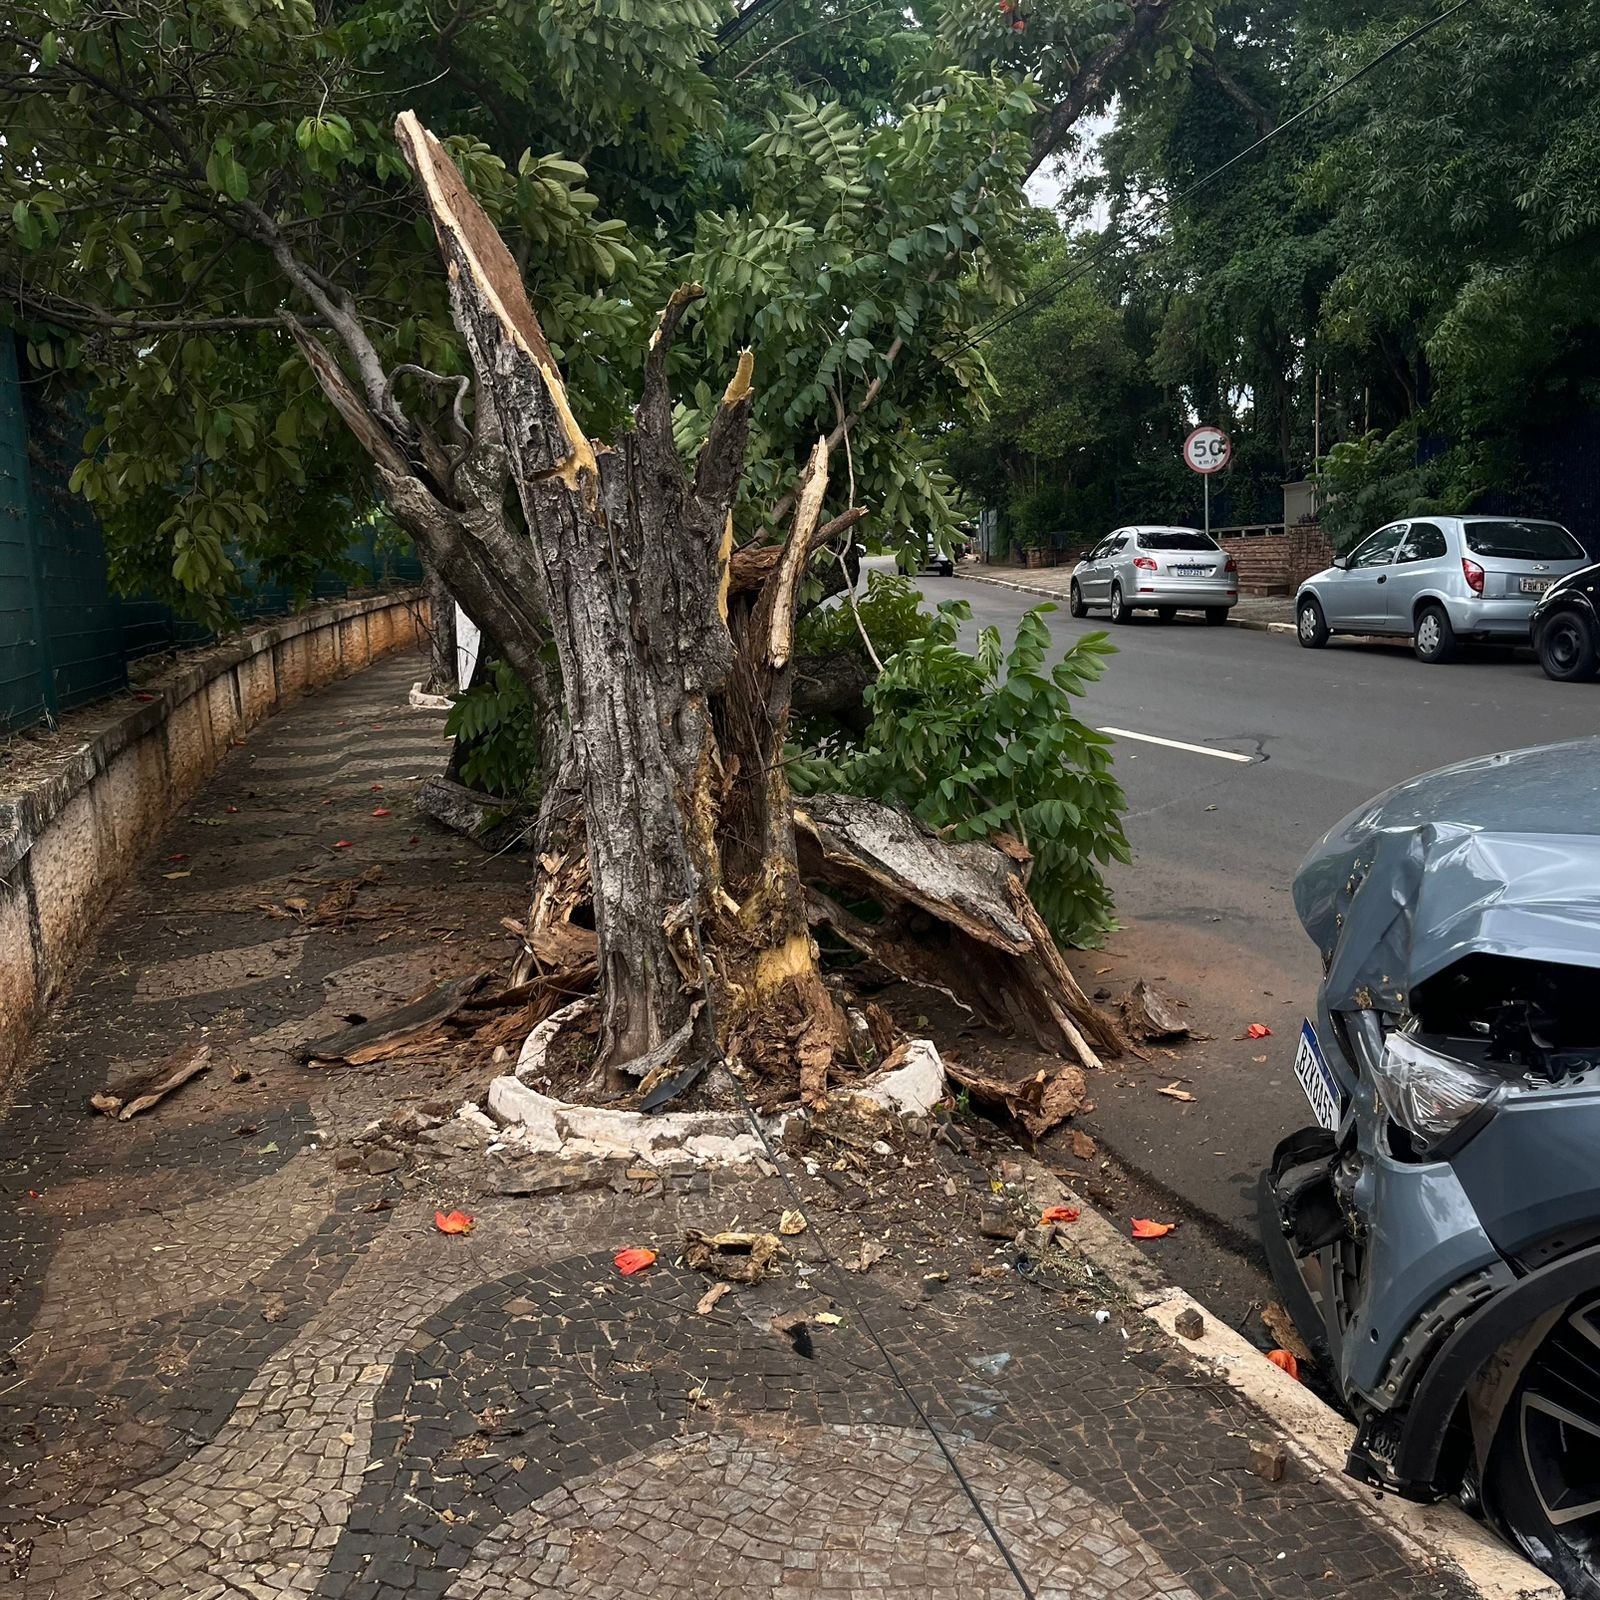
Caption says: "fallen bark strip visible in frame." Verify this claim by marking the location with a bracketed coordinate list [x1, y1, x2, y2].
[794, 795, 1124, 1069]
[297, 971, 492, 1063]
[1120, 977, 1189, 1042]
[90, 1044, 212, 1120]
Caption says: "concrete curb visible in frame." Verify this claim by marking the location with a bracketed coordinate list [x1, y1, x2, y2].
[951, 567, 1296, 634]
[1016, 1158, 1559, 1600]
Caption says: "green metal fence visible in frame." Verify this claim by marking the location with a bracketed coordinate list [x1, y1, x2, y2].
[1, 340, 421, 735]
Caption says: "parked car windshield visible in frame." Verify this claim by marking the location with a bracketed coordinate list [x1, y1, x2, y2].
[1138, 530, 1217, 551]
[1463, 520, 1583, 560]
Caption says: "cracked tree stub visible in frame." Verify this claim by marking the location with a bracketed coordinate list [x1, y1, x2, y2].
[389, 112, 843, 1092]
[796, 795, 1123, 1069]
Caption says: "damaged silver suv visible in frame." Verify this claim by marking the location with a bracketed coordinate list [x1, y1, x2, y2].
[1262, 738, 1600, 1596]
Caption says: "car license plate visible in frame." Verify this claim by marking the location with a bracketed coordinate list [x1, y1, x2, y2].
[1173, 564, 1208, 576]
[1293, 1020, 1344, 1132]
[1520, 577, 1552, 594]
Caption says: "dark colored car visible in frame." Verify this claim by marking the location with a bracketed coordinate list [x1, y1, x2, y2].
[1531, 561, 1600, 681]
[1262, 738, 1600, 1596]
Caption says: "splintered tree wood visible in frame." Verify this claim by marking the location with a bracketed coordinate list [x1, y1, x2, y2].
[297, 972, 491, 1063]
[1119, 978, 1190, 1041]
[90, 1044, 213, 1120]
[945, 1057, 1087, 1141]
[795, 795, 1123, 1068]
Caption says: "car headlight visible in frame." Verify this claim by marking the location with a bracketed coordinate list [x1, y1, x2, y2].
[1370, 1031, 1506, 1153]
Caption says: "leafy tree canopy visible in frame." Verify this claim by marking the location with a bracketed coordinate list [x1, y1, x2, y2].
[2, 0, 1221, 621]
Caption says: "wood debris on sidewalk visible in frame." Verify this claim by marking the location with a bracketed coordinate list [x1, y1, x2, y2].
[683, 1229, 783, 1284]
[944, 1056, 1087, 1141]
[89, 1043, 212, 1120]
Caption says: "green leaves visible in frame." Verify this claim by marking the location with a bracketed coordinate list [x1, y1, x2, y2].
[205, 139, 250, 202]
[443, 660, 542, 799]
[794, 596, 1129, 947]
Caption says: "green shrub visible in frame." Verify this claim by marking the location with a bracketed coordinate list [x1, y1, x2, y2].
[795, 570, 935, 663]
[791, 601, 1129, 946]
[443, 659, 542, 801]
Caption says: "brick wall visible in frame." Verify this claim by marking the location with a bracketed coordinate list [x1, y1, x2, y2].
[1217, 524, 1333, 595]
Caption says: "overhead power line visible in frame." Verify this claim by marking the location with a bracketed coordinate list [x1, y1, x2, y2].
[945, 0, 1484, 360]
[711, 0, 790, 52]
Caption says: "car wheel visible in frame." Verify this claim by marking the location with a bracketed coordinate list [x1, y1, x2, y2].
[1414, 602, 1459, 663]
[1482, 1296, 1600, 1600]
[1109, 582, 1132, 624]
[1297, 596, 1329, 648]
[1538, 610, 1600, 682]
[1157, 606, 1177, 623]
[1204, 607, 1228, 627]
[1069, 581, 1088, 619]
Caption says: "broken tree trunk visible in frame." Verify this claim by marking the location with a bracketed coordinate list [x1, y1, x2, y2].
[292, 110, 1118, 1108]
[299, 112, 855, 1095]
[796, 794, 1124, 1070]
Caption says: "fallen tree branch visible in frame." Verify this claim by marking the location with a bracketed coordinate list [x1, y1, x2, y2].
[90, 1044, 212, 1119]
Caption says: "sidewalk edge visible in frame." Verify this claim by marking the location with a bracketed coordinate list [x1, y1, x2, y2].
[1018, 1159, 1559, 1600]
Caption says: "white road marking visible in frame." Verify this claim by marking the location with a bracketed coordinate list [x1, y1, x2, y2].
[1098, 726, 1253, 763]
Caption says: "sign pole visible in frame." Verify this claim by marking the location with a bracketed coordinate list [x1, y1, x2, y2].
[1204, 472, 1210, 540]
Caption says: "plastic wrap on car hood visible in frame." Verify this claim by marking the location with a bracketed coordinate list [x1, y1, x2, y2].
[1294, 738, 1600, 1013]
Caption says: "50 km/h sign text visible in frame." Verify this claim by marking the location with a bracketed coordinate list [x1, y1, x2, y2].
[1183, 426, 1231, 475]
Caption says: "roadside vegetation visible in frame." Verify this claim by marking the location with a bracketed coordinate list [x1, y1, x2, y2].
[948, 0, 1600, 550]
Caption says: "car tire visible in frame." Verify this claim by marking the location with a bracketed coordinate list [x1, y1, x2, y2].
[1296, 596, 1329, 649]
[1480, 1298, 1600, 1600]
[1069, 581, 1088, 619]
[1157, 606, 1177, 623]
[1204, 607, 1228, 627]
[1537, 609, 1599, 682]
[1109, 582, 1132, 624]
[1414, 602, 1459, 663]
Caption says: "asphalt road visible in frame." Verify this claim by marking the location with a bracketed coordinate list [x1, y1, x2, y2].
[897, 565, 1600, 1280]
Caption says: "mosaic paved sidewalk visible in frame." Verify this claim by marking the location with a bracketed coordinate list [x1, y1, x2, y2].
[2, 652, 1467, 1599]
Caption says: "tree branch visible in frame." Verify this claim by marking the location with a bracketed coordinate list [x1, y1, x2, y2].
[1194, 46, 1276, 136]
[1027, 1, 1173, 179]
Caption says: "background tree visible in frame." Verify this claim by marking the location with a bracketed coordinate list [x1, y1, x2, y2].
[939, 0, 1600, 549]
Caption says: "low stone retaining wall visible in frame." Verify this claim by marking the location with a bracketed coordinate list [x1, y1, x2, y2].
[0, 590, 426, 1081]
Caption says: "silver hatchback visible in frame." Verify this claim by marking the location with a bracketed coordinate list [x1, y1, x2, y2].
[1296, 516, 1589, 663]
[1070, 525, 1238, 625]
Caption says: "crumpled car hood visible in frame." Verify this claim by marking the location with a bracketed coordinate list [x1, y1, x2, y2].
[1294, 738, 1600, 1013]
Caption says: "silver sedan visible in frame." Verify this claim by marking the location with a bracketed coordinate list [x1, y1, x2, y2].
[1070, 526, 1239, 625]
[1296, 516, 1589, 663]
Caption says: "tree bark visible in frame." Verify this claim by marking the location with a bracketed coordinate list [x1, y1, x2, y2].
[297, 111, 855, 1095]
[420, 558, 458, 694]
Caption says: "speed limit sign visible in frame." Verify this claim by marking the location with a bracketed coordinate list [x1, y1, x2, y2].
[1183, 425, 1231, 475]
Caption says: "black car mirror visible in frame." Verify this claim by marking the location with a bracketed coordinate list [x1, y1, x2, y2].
[1331, 555, 1351, 570]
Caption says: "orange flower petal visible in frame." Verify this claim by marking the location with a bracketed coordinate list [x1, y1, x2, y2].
[1266, 1348, 1301, 1381]
[614, 1247, 657, 1276]
[1131, 1218, 1176, 1239]
[1040, 1205, 1080, 1224]
[434, 1209, 475, 1235]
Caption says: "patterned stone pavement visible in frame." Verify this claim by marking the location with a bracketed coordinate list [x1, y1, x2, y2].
[2, 652, 1470, 1598]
